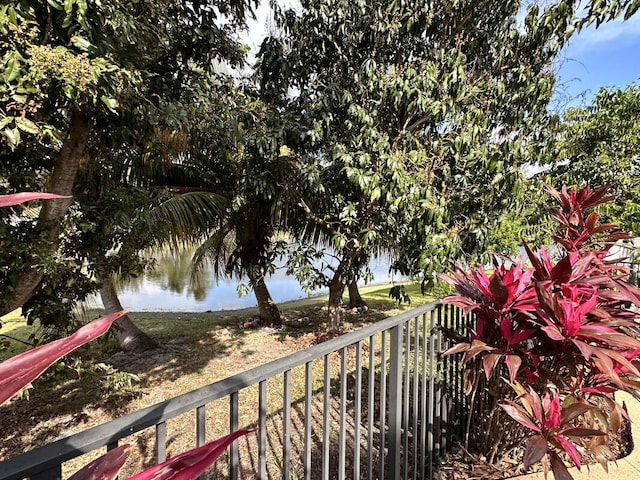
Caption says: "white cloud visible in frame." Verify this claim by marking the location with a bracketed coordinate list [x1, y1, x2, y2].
[569, 14, 640, 52]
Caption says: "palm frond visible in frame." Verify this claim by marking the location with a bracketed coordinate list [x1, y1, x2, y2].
[145, 192, 229, 246]
[191, 223, 237, 280]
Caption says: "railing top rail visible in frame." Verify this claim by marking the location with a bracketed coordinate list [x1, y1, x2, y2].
[0, 301, 444, 480]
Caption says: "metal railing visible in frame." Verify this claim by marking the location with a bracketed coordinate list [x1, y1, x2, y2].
[0, 301, 468, 480]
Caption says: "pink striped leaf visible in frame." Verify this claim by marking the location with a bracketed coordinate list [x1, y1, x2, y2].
[126, 429, 253, 480]
[69, 445, 132, 480]
[0, 311, 126, 405]
[0, 192, 69, 207]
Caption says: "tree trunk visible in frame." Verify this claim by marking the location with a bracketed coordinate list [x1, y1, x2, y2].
[327, 274, 345, 333]
[327, 254, 353, 332]
[348, 279, 368, 309]
[248, 270, 282, 325]
[99, 273, 158, 352]
[7, 108, 89, 314]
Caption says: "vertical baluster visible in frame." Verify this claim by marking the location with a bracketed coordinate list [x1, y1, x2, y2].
[427, 309, 436, 480]
[454, 307, 462, 443]
[283, 370, 292, 480]
[339, 347, 347, 480]
[258, 380, 267, 480]
[197, 404, 208, 480]
[402, 321, 410, 478]
[354, 340, 363, 480]
[322, 354, 331, 480]
[388, 325, 403, 480]
[156, 421, 167, 463]
[412, 315, 419, 479]
[228, 397, 238, 480]
[304, 361, 313, 480]
[379, 330, 387, 480]
[435, 306, 443, 457]
[368, 334, 375, 480]
[420, 312, 428, 480]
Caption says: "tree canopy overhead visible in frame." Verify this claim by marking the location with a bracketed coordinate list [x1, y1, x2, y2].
[255, 0, 639, 329]
[0, 0, 257, 344]
[1, 0, 639, 337]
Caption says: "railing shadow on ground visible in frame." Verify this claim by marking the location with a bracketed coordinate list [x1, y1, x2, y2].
[0, 301, 470, 480]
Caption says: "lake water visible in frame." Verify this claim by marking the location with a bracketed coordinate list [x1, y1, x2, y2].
[112, 253, 403, 312]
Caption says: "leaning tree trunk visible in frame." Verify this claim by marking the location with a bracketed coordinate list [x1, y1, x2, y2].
[6, 108, 89, 315]
[99, 273, 158, 352]
[248, 270, 282, 325]
[347, 278, 368, 309]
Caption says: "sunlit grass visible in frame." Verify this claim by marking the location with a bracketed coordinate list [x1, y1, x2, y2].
[0, 308, 37, 361]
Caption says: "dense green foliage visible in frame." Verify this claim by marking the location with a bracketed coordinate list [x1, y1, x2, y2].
[0, 0, 256, 331]
[542, 84, 640, 235]
[1, 0, 639, 336]
[257, 0, 639, 328]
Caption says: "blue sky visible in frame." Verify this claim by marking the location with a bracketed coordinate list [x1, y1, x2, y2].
[554, 14, 640, 108]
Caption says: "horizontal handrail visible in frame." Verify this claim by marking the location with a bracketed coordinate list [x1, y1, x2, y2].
[0, 301, 445, 480]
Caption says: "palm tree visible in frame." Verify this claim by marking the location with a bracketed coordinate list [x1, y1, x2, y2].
[145, 81, 299, 325]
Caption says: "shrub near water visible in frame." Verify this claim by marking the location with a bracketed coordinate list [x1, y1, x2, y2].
[440, 186, 640, 480]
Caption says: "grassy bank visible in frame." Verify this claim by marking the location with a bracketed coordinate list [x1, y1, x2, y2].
[0, 282, 430, 361]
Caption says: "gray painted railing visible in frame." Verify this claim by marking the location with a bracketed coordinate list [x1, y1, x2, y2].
[0, 301, 468, 480]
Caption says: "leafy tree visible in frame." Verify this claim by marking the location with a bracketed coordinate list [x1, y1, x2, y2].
[258, 0, 636, 331]
[541, 84, 640, 235]
[0, 0, 256, 346]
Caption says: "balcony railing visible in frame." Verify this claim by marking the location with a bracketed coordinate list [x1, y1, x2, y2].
[0, 301, 468, 480]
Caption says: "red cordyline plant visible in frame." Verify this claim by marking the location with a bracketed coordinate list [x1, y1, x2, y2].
[1, 193, 251, 479]
[440, 185, 640, 479]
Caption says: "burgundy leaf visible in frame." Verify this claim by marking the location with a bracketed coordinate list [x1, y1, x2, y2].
[69, 445, 132, 480]
[592, 223, 618, 234]
[545, 185, 571, 213]
[562, 428, 606, 437]
[523, 241, 547, 280]
[0, 311, 126, 405]
[555, 434, 582, 468]
[560, 402, 591, 425]
[500, 403, 541, 432]
[584, 212, 598, 232]
[0, 192, 69, 207]
[535, 283, 556, 319]
[523, 435, 548, 470]
[549, 451, 575, 480]
[572, 339, 594, 361]
[580, 185, 615, 210]
[126, 429, 253, 480]
[489, 275, 508, 307]
[482, 353, 502, 380]
[541, 325, 565, 341]
[442, 342, 470, 356]
[550, 255, 573, 283]
[505, 354, 522, 383]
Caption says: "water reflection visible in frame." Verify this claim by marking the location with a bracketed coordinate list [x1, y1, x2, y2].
[117, 251, 400, 312]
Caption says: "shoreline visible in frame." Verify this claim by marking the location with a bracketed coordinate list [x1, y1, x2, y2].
[120, 281, 407, 315]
